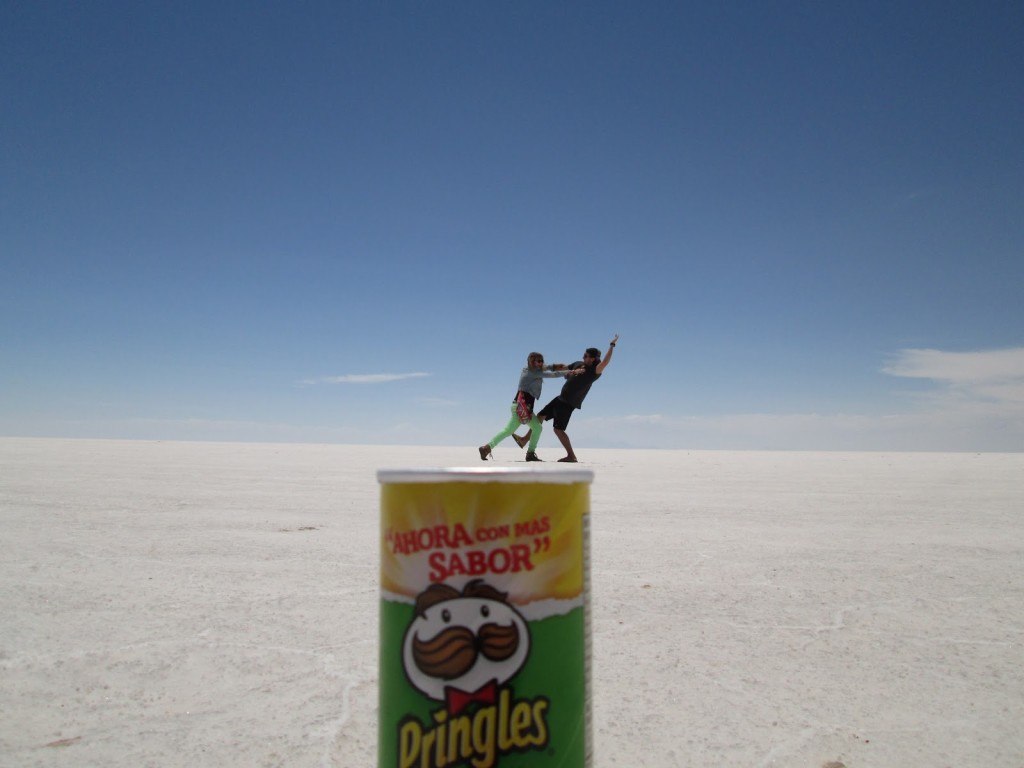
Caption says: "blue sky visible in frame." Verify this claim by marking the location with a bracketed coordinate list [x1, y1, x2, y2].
[2, 1, 1022, 451]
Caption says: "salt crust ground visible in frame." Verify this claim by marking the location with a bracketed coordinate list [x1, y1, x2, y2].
[1, 438, 1022, 768]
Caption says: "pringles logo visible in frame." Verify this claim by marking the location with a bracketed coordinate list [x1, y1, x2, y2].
[398, 579, 550, 768]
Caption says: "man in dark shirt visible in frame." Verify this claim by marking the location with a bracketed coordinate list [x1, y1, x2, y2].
[523, 334, 618, 462]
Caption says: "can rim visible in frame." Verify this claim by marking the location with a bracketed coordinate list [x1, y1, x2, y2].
[377, 467, 594, 484]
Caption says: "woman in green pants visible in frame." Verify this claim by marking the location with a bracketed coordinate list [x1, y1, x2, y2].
[478, 351, 569, 461]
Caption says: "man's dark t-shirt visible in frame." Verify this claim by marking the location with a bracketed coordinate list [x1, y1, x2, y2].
[559, 362, 601, 409]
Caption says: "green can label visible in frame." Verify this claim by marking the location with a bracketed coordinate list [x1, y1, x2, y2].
[378, 469, 592, 768]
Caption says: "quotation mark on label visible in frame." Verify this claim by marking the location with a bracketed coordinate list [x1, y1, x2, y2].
[533, 536, 551, 554]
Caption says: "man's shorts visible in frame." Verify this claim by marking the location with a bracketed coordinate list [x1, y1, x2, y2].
[537, 396, 575, 431]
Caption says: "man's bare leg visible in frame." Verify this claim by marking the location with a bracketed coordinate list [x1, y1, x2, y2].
[553, 428, 577, 462]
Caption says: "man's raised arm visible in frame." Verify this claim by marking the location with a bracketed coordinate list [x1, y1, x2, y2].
[595, 334, 619, 375]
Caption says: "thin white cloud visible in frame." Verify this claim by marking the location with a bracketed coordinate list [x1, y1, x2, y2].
[883, 347, 1024, 406]
[883, 347, 1024, 384]
[579, 408, 1022, 451]
[300, 372, 431, 385]
[618, 414, 665, 425]
[49, 416, 364, 444]
[417, 397, 458, 407]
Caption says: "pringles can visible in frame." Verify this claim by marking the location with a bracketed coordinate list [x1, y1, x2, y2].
[377, 467, 594, 768]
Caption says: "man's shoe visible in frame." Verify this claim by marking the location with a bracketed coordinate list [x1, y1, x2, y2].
[557, 456, 578, 463]
[479, 445, 492, 461]
[513, 434, 528, 449]
[525, 452, 542, 462]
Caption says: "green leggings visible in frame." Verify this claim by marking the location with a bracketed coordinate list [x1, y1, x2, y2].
[488, 404, 542, 452]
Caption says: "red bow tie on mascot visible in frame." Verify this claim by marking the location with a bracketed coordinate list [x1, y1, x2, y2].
[444, 680, 499, 715]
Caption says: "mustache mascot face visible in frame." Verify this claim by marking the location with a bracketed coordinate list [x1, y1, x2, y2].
[402, 579, 531, 707]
